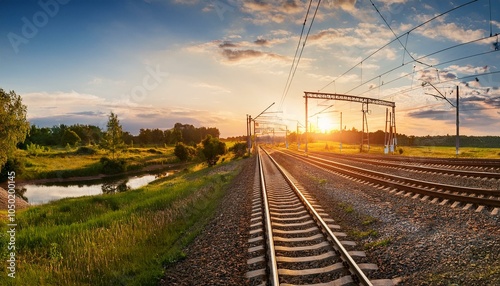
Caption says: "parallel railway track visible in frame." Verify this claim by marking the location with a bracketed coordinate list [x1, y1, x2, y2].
[311, 152, 500, 180]
[246, 148, 399, 286]
[276, 149, 500, 213]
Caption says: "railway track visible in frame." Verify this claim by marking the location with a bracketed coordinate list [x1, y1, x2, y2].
[275, 149, 500, 214]
[311, 152, 500, 180]
[318, 152, 500, 172]
[246, 148, 399, 285]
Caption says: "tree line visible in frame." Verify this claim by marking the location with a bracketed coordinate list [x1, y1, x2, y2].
[286, 129, 500, 148]
[22, 122, 221, 148]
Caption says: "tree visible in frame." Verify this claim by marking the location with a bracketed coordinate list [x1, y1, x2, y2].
[61, 129, 81, 146]
[101, 112, 125, 159]
[174, 142, 196, 162]
[0, 89, 30, 172]
[201, 135, 226, 166]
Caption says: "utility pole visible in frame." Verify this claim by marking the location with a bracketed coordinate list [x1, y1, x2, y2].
[456, 85, 459, 156]
[339, 112, 342, 153]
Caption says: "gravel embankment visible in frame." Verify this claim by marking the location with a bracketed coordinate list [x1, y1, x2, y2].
[157, 152, 499, 285]
[159, 158, 255, 285]
[272, 152, 500, 286]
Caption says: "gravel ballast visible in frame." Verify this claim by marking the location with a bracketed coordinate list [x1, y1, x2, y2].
[272, 151, 500, 285]
[159, 158, 255, 285]
[159, 152, 499, 285]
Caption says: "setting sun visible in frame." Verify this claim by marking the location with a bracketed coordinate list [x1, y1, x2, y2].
[316, 116, 338, 133]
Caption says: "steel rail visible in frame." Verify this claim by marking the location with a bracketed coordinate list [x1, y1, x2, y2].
[261, 147, 373, 286]
[257, 150, 280, 285]
[278, 150, 500, 208]
[312, 152, 500, 179]
[324, 152, 500, 168]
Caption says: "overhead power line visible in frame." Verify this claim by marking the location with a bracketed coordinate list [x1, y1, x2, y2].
[279, 0, 322, 110]
[318, 0, 480, 92]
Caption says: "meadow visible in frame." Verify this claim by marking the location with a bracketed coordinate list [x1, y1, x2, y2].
[0, 154, 246, 285]
[15, 146, 179, 181]
[283, 141, 500, 159]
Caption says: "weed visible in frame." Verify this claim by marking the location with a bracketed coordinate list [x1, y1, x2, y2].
[350, 229, 378, 238]
[364, 238, 391, 249]
[362, 216, 378, 225]
[338, 202, 354, 213]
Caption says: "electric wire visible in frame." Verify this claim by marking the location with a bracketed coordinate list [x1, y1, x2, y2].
[318, 0, 480, 92]
[369, 0, 421, 66]
[279, 0, 314, 110]
[280, 0, 322, 110]
[343, 34, 499, 96]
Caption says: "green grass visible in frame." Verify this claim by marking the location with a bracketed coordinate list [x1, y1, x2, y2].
[338, 202, 354, 213]
[364, 238, 391, 249]
[17, 146, 179, 180]
[0, 158, 245, 285]
[281, 141, 500, 158]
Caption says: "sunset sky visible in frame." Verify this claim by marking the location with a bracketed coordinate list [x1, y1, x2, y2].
[1, 0, 499, 137]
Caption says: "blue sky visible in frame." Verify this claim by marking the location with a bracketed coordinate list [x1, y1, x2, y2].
[1, 0, 499, 137]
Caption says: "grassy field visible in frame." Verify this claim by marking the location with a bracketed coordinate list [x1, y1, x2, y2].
[0, 156, 246, 285]
[16, 146, 179, 181]
[280, 141, 500, 159]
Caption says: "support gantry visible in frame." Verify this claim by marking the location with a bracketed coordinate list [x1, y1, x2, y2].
[304, 91, 396, 154]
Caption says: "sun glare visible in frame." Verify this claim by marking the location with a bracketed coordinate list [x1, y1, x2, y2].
[317, 117, 337, 133]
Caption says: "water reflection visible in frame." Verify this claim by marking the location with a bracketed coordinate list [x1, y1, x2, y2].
[101, 180, 130, 194]
[20, 171, 172, 205]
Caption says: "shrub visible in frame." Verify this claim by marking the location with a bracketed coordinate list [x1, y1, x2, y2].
[229, 142, 247, 158]
[174, 143, 196, 162]
[398, 148, 404, 154]
[100, 157, 127, 174]
[0, 157, 25, 182]
[75, 146, 97, 155]
[26, 143, 44, 157]
[201, 135, 226, 166]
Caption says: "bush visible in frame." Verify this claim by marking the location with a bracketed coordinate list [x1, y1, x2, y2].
[75, 146, 97, 155]
[26, 143, 44, 157]
[100, 157, 127, 174]
[201, 135, 226, 166]
[229, 142, 247, 158]
[0, 157, 25, 182]
[174, 143, 196, 162]
[398, 148, 404, 154]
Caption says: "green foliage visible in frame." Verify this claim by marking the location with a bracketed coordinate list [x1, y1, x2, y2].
[201, 135, 227, 166]
[229, 142, 247, 158]
[61, 129, 81, 146]
[0, 88, 30, 172]
[364, 238, 391, 249]
[26, 143, 45, 157]
[75, 146, 98, 155]
[174, 142, 196, 162]
[0, 157, 25, 182]
[100, 157, 127, 174]
[101, 112, 126, 159]
[0, 160, 242, 285]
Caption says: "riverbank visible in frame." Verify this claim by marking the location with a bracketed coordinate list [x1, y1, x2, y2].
[0, 187, 29, 210]
[11, 162, 188, 187]
[0, 157, 248, 285]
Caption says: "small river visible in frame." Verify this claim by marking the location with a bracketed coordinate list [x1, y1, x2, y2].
[18, 171, 172, 205]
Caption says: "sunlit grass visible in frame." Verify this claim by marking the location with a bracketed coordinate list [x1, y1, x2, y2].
[278, 141, 500, 158]
[17, 146, 179, 180]
[0, 158, 245, 285]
